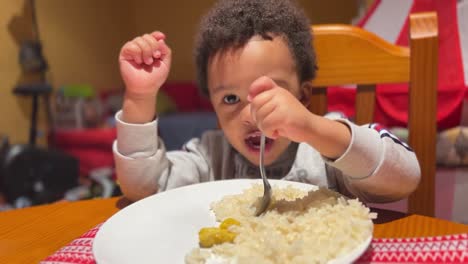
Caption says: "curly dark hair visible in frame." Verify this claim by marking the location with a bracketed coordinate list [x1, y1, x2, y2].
[194, 0, 316, 96]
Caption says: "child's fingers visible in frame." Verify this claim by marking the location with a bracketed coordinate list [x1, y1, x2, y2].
[258, 113, 281, 139]
[250, 89, 274, 121]
[133, 36, 153, 65]
[151, 31, 166, 41]
[142, 34, 158, 59]
[121, 41, 143, 64]
[248, 76, 276, 101]
[120, 32, 168, 66]
[156, 40, 172, 65]
[252, 98, 276, 125]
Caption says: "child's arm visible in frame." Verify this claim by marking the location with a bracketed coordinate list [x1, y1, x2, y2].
[114, 32, 210, 201]
[113, 112, 211, 201]
[324, 120, 420, 203]
[249, 76, 420, 202]
[119, 31, 171, 124]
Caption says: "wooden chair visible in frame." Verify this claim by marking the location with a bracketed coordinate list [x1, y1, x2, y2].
[310, 12, 438, 216]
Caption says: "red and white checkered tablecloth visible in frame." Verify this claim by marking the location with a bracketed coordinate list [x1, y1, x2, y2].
[41, 224, 468, 264]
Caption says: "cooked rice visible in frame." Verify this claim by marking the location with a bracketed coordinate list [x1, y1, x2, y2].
[185, 184, 376, 264]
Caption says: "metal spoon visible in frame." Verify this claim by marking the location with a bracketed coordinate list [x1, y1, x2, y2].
[255, 134, 272, 216]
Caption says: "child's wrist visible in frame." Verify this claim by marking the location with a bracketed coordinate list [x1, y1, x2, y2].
[122, 95, 157, 124]
[124, 90, 158, 101]
[303, 114, 351, 159]
[303, 112, 320, 138]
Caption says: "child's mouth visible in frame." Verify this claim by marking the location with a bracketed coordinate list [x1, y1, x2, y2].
[244, 131, 274, 153]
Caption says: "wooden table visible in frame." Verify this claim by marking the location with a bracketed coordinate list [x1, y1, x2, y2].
[0, 197, 467, 263]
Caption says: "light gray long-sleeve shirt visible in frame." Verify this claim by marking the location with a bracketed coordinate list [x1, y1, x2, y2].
[113, 111, 420, 203]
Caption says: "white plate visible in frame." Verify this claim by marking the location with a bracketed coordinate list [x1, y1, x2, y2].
[93, 179, 371, 264]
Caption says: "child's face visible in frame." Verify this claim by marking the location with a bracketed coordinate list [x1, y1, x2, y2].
[207, 35, 305, 166]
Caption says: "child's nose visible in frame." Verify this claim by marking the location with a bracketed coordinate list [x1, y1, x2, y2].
[240, 104, 255, 126]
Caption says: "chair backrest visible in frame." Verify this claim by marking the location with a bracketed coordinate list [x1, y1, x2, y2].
[310, 12, 438, 216]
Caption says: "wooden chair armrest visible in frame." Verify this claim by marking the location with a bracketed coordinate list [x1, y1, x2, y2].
[407, 12, 438, 216]
[410, 12, 438, 39]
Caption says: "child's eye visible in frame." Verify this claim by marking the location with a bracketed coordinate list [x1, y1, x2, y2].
[223, 94, 240, 105]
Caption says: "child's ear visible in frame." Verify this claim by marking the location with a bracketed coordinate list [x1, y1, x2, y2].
[299, 82, 312, 108]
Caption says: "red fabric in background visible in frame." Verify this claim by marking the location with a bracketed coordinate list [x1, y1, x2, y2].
[52, 128, 116, 177]
[328, 0, 466, 130]
[160, 82, 213, 112]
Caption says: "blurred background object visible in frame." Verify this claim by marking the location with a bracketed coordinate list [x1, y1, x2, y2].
[53, 84, 103, 130]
